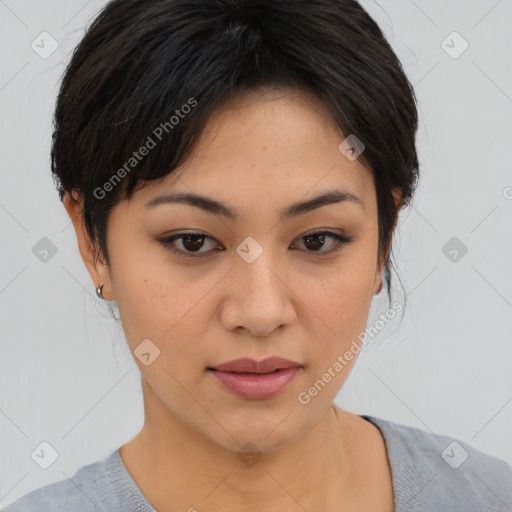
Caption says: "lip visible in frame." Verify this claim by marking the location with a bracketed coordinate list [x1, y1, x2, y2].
[207, 357, 303, 400]
[209, 356, 302, 373]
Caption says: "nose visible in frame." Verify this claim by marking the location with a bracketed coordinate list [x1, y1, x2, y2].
[219, 253, 297, 338]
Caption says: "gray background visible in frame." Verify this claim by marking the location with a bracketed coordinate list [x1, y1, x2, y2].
[1, 0, 511, 506]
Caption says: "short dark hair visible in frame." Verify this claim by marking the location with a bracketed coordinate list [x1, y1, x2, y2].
[52, 0, 419, 308]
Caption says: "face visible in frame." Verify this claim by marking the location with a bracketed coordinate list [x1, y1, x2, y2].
[67, 88, 389, 454]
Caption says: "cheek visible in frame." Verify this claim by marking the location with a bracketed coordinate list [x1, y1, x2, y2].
[108, 242, 174, 339]
[298, 250, 376, 327]
[110, 247, 220, 362]
[292, 248, 377, 367]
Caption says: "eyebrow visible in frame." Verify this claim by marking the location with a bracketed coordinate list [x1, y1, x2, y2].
[143, 187, 364, 220]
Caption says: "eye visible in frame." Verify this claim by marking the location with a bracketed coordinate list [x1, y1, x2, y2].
[292, 230, 354, 255]
[157, 230, 354, 258]
[158, 232, 221, 258]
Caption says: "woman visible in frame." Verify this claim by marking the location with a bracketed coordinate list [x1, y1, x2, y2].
[4, 0, 511, 510]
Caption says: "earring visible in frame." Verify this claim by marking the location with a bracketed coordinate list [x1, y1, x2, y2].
[96, 284, 105, 300]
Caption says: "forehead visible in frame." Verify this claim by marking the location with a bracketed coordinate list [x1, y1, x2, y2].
[132, 88, 375, 217]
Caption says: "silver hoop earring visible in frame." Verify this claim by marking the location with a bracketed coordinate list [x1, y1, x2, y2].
[96, 284, 105, 300]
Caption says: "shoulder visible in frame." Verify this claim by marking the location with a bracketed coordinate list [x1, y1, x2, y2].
[362, 415, 512, 512]
[1, 451, 118, 512]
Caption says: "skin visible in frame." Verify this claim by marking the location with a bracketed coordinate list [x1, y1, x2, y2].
[64, 87, 399, 511]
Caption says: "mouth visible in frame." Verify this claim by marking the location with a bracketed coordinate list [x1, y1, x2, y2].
[207, 357, 303, 400]
[208, 356, 303, 373]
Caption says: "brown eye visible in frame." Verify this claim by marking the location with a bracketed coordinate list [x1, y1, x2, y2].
[158, 232, 221, 257]
[180, 233, 206, 252]
[294, 231, 354, 254]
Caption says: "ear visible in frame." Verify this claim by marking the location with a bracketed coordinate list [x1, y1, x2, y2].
[372, 188, 402, 296]
[63, 191, 115, 301]
[372, 265, 384, 296]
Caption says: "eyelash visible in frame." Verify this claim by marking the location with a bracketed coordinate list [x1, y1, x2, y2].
[157, 230, 354, 258]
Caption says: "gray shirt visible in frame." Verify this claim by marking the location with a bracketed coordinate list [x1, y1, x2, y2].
[3, 415, 512, 511]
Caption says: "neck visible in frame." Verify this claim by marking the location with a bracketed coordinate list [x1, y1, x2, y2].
[119, 382, 376, 511]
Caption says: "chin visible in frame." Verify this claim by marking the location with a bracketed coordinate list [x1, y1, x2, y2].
[200, 405, 316, 455]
